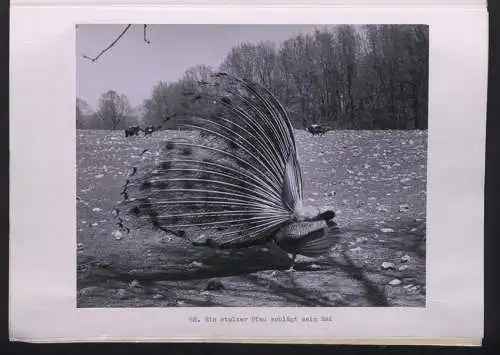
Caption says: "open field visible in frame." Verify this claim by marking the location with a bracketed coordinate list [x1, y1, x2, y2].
[77, 129, 427, 307]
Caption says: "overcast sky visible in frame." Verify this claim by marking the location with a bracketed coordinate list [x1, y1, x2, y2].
[76, 24, 334, 109]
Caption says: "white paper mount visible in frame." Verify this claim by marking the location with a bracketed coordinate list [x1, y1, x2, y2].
[10, 0, 487, 345]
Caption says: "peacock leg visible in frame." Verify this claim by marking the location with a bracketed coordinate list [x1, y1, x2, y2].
[286, 253, 297, 272]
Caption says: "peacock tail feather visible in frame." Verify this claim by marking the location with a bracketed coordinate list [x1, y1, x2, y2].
[117, 73, 337, 255]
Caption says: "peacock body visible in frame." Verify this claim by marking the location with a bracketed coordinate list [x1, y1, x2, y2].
[117, 73, 339, 269]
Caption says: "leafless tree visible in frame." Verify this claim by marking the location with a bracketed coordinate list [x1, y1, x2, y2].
[76, 98, 93, 129]
[81, 24, 149, 62]
[96, 90, 131, 130]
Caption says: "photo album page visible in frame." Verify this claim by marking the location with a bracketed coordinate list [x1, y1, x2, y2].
[9, 0, 487, 346]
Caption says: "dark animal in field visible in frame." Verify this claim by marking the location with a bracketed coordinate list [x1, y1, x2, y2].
[143, 125, 161, 136]
[307, 124, 329, 136]
[117, 73, 340, 270]
[163, 113, 177, 122]
[124, 126, 141, 137]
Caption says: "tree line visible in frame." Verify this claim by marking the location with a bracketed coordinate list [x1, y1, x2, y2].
[77, 24, 428, 131]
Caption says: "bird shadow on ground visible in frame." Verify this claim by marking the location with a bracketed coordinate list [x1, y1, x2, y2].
[78, 217, 425, 307]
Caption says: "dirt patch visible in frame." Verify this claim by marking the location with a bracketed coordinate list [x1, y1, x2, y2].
[77, 129, 427, 307]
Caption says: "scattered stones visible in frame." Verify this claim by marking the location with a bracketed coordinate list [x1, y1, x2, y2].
[79, 287, 98, 296]
[356, 237, 368, 244]
[400, 177, 411, 183]
[380, 228, 395, 233]
[92, 207, 102, 212]
[321, 206, 336, 214]
[129, 279, 141, 288]
[403, 285, 419, 292]
[376, 205, 389, 212]
[112, 230, 123, 240]
[306, 263, 322, 271]
[205, 279, 225, 291]
[188, 261, 203, 268]
[95, 174, 104, 179]
[388, 279, 402, 286]
[399, 204, 409, 212]
[401, 255, 411, 263]
[77, 131, 427, 307]
[381, 262, 396, 270]
[96, 261, 111, 268]
[115, 289, 128, 299]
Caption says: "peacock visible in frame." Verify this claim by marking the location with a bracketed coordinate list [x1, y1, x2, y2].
[116, 72, 340, 271]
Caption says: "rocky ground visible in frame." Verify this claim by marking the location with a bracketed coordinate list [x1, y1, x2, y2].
[77, 129, 427, 307]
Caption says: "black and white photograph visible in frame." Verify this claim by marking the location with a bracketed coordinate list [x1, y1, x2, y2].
[76, 24, 429, 308]
[75, 24, 429, 308]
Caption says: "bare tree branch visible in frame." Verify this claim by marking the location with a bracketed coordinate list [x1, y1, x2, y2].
[83, 24, 132, 62]
[143, 24, 150, 44]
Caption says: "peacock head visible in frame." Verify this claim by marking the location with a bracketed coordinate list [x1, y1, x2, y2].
[293, 201, 336, 224]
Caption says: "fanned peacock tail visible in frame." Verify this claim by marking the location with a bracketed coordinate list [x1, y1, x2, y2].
[117, 72, 338, 257]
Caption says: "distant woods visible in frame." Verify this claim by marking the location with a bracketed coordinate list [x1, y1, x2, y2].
[76, 92, 137, 130]
[218, 25, 429, 130]
[77, 24, 428, 131]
